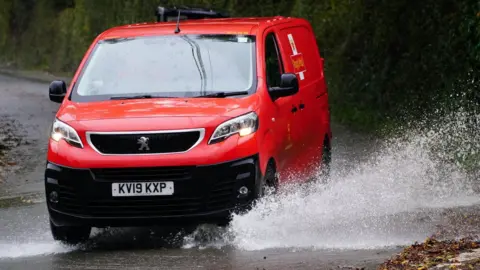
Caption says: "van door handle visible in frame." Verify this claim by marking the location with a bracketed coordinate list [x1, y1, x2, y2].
[291, 106, 298, 113]
[299, 103, 305, 110]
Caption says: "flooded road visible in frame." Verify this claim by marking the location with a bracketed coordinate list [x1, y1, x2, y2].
[0, 203, 403, 270]
[0, 74, 478, 269]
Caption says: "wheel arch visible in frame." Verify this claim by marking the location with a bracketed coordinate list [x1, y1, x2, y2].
[259, 128, 279, 175]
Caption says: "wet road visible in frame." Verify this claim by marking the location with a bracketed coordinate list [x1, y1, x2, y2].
[0, 73, 478, 269]
[0, 202, 403, 269]
[0, 74, 59, 196]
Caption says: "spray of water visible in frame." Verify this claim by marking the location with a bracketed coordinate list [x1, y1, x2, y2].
[0, 208, 75, 259]
[0, 242, 73, 259]
[183, 110, 479, 250]
[0, 111, 476, 258]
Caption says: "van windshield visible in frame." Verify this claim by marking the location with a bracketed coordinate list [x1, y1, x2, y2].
[71, 34, 256, 102]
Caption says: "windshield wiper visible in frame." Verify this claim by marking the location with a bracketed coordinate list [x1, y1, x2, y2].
[110, 95, 171, 100]
[194, 91, 249, 98]
[110, 95, 153, 100]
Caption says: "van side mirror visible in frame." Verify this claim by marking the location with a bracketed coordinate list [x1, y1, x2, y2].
[49, 80, 67, 103]
[268, 73, 299, 100]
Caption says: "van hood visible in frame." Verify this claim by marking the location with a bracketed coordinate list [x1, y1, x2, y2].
[57, 95, 260, 122]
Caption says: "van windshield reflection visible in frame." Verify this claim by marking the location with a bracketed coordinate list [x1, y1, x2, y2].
[71, 34, 256, 102]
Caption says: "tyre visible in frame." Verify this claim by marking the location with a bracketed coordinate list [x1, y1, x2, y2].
[319, 137, 331, 183]
[50, 221, 91, 245]
[258, 163, 278, 198]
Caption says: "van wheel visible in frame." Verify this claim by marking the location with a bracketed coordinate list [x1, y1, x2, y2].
[50, 221, 91, 245]
[259, 163, 278, 198]
[319, 137, 331, 183]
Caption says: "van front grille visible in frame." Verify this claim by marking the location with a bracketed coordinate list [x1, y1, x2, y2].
[87, 129, 204, 155]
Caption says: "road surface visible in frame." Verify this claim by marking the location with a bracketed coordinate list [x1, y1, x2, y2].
[0, 73, 478, 269]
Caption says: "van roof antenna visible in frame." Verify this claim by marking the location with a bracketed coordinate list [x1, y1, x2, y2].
[174, 10, 181, 34]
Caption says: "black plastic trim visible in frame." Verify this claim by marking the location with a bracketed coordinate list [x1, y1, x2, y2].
[45, 154, 260, 227]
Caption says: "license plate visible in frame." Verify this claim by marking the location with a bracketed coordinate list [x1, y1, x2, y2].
[112, 182, 174, 197]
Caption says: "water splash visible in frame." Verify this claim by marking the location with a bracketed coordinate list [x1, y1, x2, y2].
[0, 111, 476, 256]
[0, 226, 75, 259]
[184, 111, 480, 250]
[0, 242, 73, 259]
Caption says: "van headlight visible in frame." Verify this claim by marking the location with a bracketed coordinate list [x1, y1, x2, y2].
[209, 112, 258, 144]
[51, 118, 83, 148]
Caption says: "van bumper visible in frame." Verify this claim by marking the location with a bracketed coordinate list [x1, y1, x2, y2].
[45, 154, 260, 227]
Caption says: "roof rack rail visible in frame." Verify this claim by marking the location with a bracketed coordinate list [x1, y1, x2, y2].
[155, 6, 230, 23]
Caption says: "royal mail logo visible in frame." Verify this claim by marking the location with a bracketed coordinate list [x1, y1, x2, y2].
[287, 34, 298, 54]
[289, 38, 298, 54]
[290, 53, 306, 74]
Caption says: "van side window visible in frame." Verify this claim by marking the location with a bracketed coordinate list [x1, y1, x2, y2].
[265, 33, 283, 87]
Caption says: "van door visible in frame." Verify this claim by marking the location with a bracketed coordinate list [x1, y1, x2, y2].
[263, 30, 301, 182]
[276, 25, 324, 180]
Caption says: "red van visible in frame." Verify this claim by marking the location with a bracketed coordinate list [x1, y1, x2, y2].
[45, 7, 332, 244]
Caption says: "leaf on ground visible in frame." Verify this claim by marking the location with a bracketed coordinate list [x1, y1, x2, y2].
[378, 237, 480, 270]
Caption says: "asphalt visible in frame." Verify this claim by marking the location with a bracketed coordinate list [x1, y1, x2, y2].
[0, 73, 478, 270]
[0, 201, 401, 270]
[0, 74, 59, 196]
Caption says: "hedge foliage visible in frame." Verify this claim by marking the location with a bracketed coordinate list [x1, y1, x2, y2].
[0, 0, 479, 131]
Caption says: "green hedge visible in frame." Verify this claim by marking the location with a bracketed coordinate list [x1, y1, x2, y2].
[0, 0, 479, 132]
